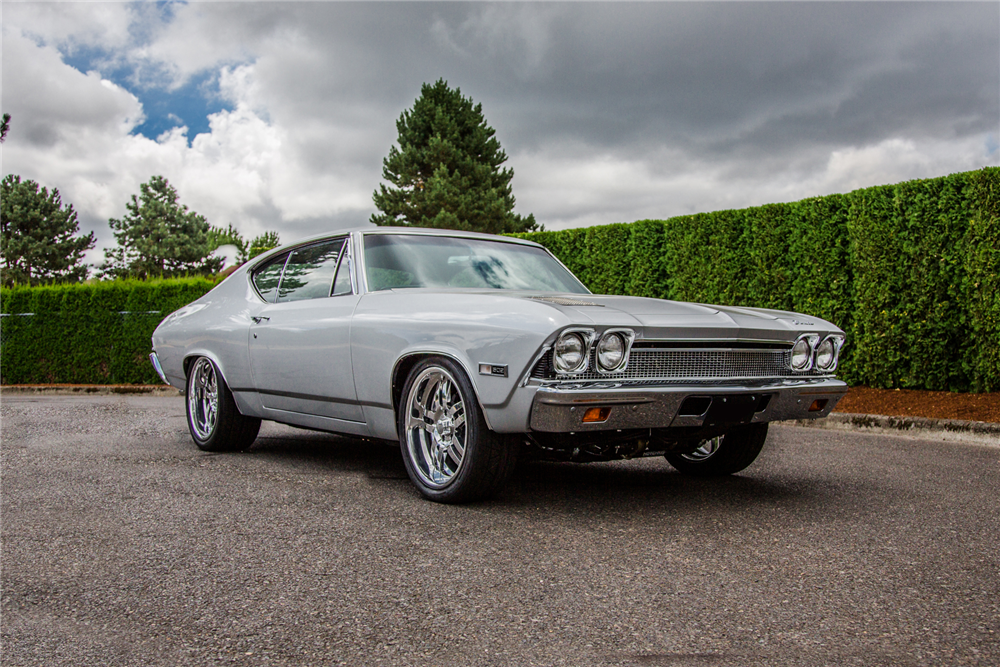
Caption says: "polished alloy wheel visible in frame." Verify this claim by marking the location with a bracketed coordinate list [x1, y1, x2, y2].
[404, 366, 468, 489]
[679, 435, 724, 462]
[188, 357, 220, 442]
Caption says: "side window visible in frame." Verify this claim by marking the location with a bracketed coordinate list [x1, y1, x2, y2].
[252, 252, 289, 303]
[276, 238, 346, 303]
[331, 251, 353, 296]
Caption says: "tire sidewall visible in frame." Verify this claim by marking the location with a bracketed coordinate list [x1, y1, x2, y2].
[397, 356, 486, 502]
[186, 356, 229, 451]
[665, 422, 768, 476]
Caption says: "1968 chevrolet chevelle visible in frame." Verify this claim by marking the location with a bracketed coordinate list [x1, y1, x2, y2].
[151, 227, 847, 502]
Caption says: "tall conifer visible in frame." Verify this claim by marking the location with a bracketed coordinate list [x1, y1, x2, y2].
[372, 79, 538, 234]
[101, 176, 222, 279]
[1, 175, 95, 286]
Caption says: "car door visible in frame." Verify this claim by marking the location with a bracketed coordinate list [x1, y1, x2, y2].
[247, 236, 364, 424]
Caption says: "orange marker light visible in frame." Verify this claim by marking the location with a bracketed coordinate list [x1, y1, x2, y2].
[582, 407, 612, 423]
[809, 399, 829, 412]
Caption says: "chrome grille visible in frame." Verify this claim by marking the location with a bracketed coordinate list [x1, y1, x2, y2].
[532, 345, 813, 383]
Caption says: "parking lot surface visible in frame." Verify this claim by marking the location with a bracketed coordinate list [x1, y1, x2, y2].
[2, 394, 998, 666]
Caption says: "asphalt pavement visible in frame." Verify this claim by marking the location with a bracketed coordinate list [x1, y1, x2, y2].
[2, 394, 998, 666]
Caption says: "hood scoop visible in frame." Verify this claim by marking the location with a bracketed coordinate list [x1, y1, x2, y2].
[528, 296, 605, 307]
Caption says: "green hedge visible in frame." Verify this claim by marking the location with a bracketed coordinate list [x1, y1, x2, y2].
[516, 167, 1000, 392]
[1, 278, 216, 384]
[3, 167, 997, 390]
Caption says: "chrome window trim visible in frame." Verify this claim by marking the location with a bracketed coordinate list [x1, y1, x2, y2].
[250, 251, 292, 304]
[251, 235, 350, 304]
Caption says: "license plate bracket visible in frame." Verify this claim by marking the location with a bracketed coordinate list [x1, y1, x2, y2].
[703, 394, 759, 427]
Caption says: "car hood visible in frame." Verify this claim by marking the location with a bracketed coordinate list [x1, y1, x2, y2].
[378, 289, 842, 343]
[518, 293, 841, 342]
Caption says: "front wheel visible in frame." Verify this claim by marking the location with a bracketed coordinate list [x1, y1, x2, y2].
[398, 357, 517, 503]
[664, 423, 768, 476]
[186, 356, 261, 452]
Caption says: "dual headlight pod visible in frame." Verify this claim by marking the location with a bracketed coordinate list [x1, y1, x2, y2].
[553, 328, 635, 375]
[791, 333, 845, 372]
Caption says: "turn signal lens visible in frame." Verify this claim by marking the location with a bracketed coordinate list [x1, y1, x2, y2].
[582, 407, 612, 423]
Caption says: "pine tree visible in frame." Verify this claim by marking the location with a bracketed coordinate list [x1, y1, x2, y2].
[208, 223, 249, 264]
[248, 231, 281, 259]
[101, 176, 222, 279]
[1, 175, 96, 286]
[372, 79, 539, 234]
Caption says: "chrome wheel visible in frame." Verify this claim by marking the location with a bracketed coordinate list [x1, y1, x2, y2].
[679, 435, 724, 462]
[188, 357, 220, 442]
[403, 365, 468, 489]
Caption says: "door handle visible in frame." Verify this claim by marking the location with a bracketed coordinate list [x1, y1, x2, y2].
[251, 316, 270, 324]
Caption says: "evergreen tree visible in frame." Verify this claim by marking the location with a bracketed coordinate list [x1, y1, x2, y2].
[208, 223, 249, 263]
[248, 231, 281, 259]
[372, 79, 539, 234]
[1, 113, 11, 143]
[1, 175, 96, 286]
[101, 176, 222, 279]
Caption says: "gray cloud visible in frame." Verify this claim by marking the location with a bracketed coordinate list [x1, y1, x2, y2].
[3, 1, 997, 252]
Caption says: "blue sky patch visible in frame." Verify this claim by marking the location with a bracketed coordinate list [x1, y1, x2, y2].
[63, 45, 232, 144]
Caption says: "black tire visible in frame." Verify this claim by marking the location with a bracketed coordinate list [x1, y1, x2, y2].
[397, 356, 518, 503]
[186, 356, 261, 452]
[664, 423, 769, 476]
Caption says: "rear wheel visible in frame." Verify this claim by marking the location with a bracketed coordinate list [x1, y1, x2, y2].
[665, 423, 768, 476]
[186, 356, 261, 452]
[398, 357, 517, 503]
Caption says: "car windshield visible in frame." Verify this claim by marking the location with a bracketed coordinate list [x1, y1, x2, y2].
[363, 234, 590, 294]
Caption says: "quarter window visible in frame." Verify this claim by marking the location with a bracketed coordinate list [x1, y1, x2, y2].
[252, 253, 289, 303]
[276, 239, 346, 303]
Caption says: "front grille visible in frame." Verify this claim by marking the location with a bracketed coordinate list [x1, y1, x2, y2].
[531, 343, 817, 383]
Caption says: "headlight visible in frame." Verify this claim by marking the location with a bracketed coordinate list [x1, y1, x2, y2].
[815, 338, 835, 370]
[597, 332, 626, 372]
[815, 335, 844, 372]
[554, 332, 588, 373]
[791, 336, 815, 370]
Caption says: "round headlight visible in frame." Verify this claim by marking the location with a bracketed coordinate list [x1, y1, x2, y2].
[554, 332, 587, 373]
[815, 338, 835, 370]
[791, 338, 812, 370]
[597, 333, 626, 371]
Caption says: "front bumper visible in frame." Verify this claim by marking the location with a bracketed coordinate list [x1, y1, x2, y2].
[528, 377, 848, 432]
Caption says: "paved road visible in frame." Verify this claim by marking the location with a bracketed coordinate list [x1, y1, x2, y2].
[2, 394, 998, 667]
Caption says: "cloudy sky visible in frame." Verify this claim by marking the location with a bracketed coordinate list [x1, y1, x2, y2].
[3, 1, 998, 267]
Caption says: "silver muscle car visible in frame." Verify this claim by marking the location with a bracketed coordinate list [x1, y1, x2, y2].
[150, 227, 847, 502]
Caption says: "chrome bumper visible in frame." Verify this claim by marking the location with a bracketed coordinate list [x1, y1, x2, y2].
[149, 352, 170, 385]
[528, 377, 848, 433]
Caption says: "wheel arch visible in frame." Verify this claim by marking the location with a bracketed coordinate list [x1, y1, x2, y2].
[390, 351, 495, 431]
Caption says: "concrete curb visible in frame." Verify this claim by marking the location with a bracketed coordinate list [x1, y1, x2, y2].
[1, 384, 183, 397]
[781, 412, 1000, 447]
[3, 385, 998, 446]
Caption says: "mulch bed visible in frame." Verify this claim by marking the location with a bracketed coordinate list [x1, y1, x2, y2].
[3, 384, 998, 424]
[835, 386, 1000, 424]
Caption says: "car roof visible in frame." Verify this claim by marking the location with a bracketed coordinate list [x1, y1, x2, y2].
[249, 225, 544, 267]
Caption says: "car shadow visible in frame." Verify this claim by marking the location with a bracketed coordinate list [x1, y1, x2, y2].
[240, 426, 880, 522]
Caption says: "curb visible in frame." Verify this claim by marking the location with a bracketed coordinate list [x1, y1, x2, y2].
[1, 384, 182, 397]
[781, 412, 1000, 447]
[3, 385, 997, 446]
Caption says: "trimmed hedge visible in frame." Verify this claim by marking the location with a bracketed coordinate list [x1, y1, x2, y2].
[515, 167, 1000, 392]
[3, 167, 997, 391]
[1, 278, 216, 384]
